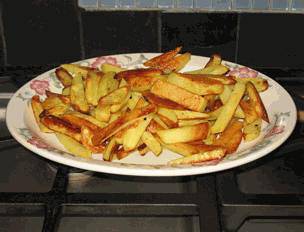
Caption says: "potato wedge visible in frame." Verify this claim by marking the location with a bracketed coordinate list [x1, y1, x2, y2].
[211, 82, 245, 134]
[40, 115, 81, 142]
[235, 77, 268, 92]
[144, 46, 182, 68]
[98, 71, 119, 99]
[141, 131, 162, 156]
[168, 148, 226, 165]
[31, 96, 53, 133]
[56, 133, 91, 158]
[123, 114, 153, 151]
[204, 54, 222, 68]
[110, 91, 131, 113]
[214, 119, 243, 154]
[243, 118, 262, 142]
[157, 123, 209, 144]
[70, 74, 89, 113]
[42, 95, 68, 110]
[85, 71, 102, 106]
[167, 73, 224, 95]
[151, 80, 207, 112]
[159, 52, 191, 73]
[101, 63, 126, 73]
[55, 67, 73, 87]
[246, 82, 269, 123]
[143, 92, 186, 110]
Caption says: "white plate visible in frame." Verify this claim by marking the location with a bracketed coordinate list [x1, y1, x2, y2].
[6, 53, 297, 176]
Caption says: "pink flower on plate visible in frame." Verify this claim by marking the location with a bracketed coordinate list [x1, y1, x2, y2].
[30, 80, 49, 95]
[265, 125, 285, 138]
[91, 56, 119, 69]
[27, 136, 50, 149]
[228, 67, 258, 78]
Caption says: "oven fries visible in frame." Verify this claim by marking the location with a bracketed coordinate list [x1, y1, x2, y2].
[32, 47, 270, 165]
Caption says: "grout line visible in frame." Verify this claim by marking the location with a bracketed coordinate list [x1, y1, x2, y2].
[234, 12, 241, 63]
[0, 1, 8, 66]
[157, 10, 162, 52]
[76, 4, 86, 60]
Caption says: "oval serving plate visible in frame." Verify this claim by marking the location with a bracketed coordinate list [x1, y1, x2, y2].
[6, 53, 297, 176]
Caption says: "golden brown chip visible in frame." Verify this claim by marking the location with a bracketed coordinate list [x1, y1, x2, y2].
[144, 46, 182, 67]
[55, 67, 73, 87]
[143, 92, 187, 110]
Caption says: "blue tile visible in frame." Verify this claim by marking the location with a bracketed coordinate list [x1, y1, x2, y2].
[233, 0, 251, 9]
[98, 0, 117, 7]
[195, 0, 212, 8]
[177, 0, 194, 8]
[212, 0, 232, 9]
[252, 0, 270, 9]
[136, 0, 157, 7]
[271, 0, 289, 9]
[292, 0, 304, 10]
[79, 0, 98, 7]
[158, 0, 175, 8]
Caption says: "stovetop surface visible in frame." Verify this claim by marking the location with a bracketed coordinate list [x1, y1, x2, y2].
[0, 75, 304, 232]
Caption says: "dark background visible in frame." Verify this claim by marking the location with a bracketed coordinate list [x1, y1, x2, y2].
[0, 0, 303, 77]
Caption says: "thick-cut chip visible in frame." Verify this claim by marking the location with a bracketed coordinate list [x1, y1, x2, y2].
[178, 119, 208, 127]
[93, 105, 111, 122]
[127, 92, 142, 110]
[56, 133, 91, 158]
[116, 69, 164, 92]
[235, 77, 268, 92]
[243, 118, 262, 142]
[67, 111, 107, 128]
[31, 96, 53, 132]
[98, 86, 129, 106]
[239, 99, 258, 124]
[85, 71, 102, 106]
[110, 92, 130, 113]
[151, 80, 207, 112]
[70, 74, 89, 113]
[185, 64, 229, 75]
[147, 119, 166, 134]
[157, 107, 178, 123]
[123, 114, 153, 151]
[214, 119, 243, 154]
[62, 87, 71, 96]
[101, 63, 126, 73]
[143, 92, 186, 110]
[246, 82, 269, 123]
[167, 73, 224, 95]
[141, 131, 162, 156]
[103, 137, 117, 161]
[55, 67, 73, 87]
[61, 114, 101, 131]
[152, 115, 169, 129]
[81, 126, 105, 153]
[144, 46, 181, 68]
[45, 91, 70, 104]
[159, 53, 191, 73]
[204, 54, 222, 68]
[61, 64, 94, 78]
[92, 104, 157, 145]
[40, 115, 81, 142]
[97, 72, 119, 99]
[172, 110, 209, 120]
[219, 85, 245, 118]
[157, 114, 178, 128]
[168, 148, 226, 165]
[157, 123, 209, 144]
[211, 82, 245, 134]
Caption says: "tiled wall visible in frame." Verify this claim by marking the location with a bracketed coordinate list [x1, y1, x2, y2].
[0, 0, 303, 77]
[79, 0, 304, 11]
